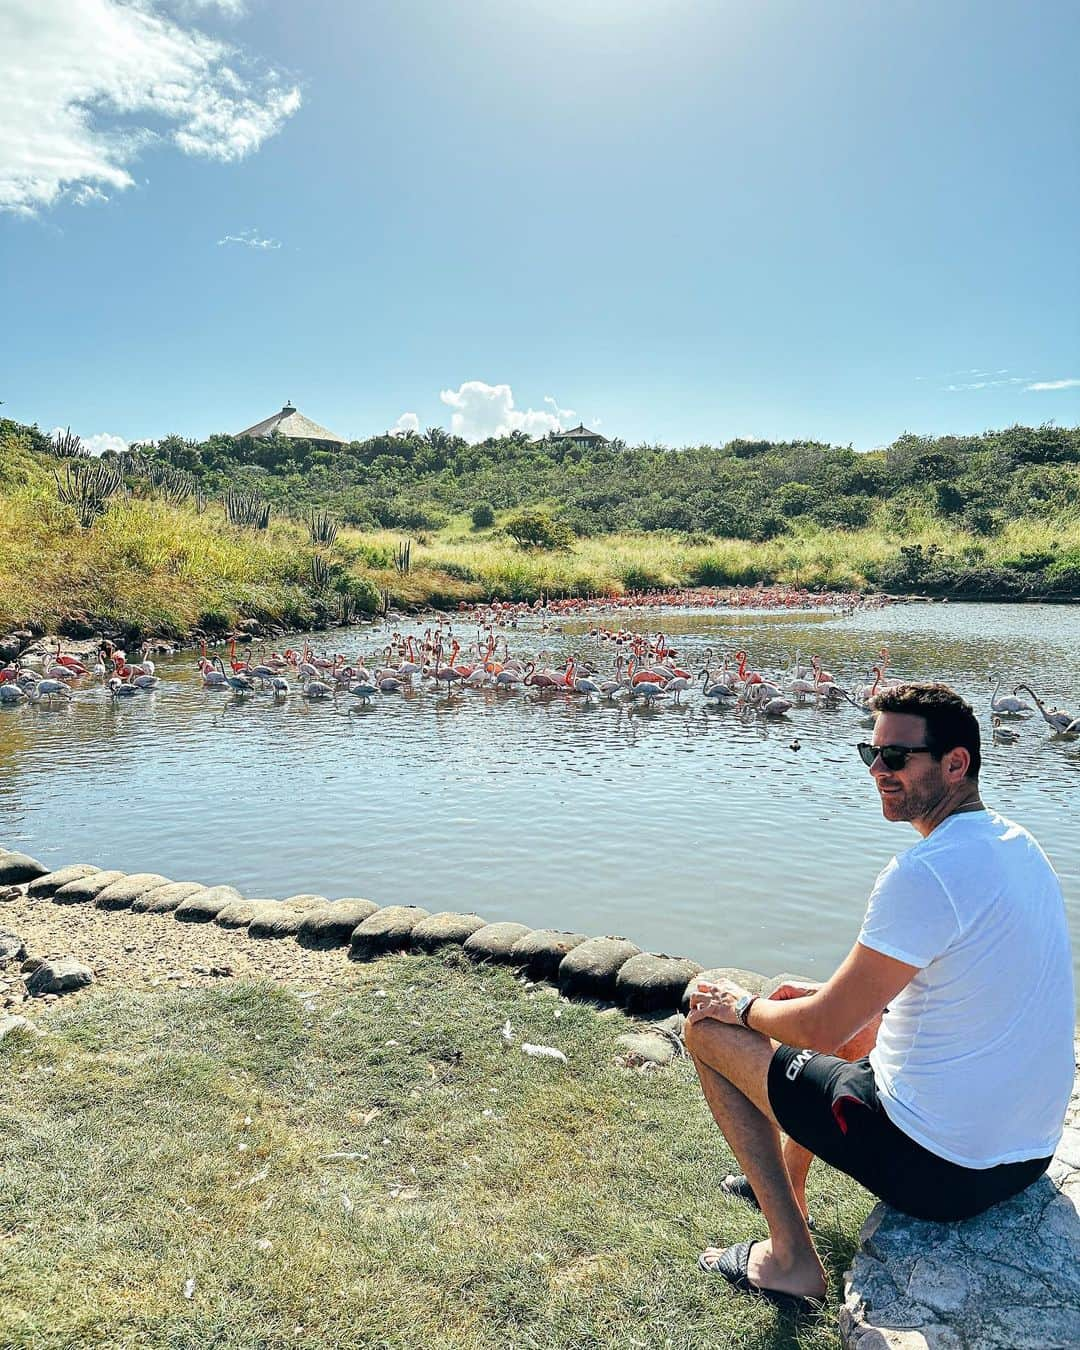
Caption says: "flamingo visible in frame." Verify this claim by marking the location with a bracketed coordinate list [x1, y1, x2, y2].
[0, 683, 27, 704]
[34, 678, 72, 706]
[107, 676, 141, 699]
[990, 679, 1033, 717]
[214, 658, 255, 695]
[302, 677, 335, 699]
[1014, 685, 1078, 736]
[523, 662, 560, 693]
[699, 670, 737, 705]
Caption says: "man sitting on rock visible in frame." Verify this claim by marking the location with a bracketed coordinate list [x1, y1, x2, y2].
[684, 682, 1075, 1313]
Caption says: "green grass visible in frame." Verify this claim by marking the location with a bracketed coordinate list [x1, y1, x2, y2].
[0, 956, 873, 1349]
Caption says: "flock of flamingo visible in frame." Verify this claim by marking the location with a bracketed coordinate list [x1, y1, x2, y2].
[1, 630, 1077, 740]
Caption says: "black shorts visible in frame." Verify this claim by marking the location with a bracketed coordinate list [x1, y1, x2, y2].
[768, 1045, 1052, 1222]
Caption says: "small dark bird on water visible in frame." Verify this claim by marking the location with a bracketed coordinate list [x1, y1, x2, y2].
[789, 738, 801, 751]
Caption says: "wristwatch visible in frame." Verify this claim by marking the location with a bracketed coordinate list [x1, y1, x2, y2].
[735, 993, 759, 1028]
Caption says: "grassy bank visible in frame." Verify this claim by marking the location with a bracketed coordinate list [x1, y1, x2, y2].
[0, 956, 873, 1350]
[3, 427, 1080, 639]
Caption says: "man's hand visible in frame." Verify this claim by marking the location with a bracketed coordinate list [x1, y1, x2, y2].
[686, 978, 750, 1030]
[768, 981, 822, 1002]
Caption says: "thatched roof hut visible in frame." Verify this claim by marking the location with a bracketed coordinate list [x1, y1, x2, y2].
[235, 403, 346, 448]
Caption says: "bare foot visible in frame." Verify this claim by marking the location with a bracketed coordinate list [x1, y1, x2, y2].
[747, 1238, 826, 1301]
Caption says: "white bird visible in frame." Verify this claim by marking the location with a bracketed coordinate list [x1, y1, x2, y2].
[0, 683, 27, 704]
[107, 677, 141, 699]
[990, 679, 1033, 717]
[991, 716, 1020, 744]
[302, 678, 335, 699]
[34, 678, 72, 705]
[1014, 684, 1077, 736]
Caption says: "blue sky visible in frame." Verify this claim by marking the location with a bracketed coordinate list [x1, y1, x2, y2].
[2, 0, 1078, 451]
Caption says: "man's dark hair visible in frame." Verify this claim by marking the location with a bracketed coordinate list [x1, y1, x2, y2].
[870, 681, 981, 780]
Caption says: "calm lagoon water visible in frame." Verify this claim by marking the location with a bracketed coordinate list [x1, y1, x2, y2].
[3, 602, 1078, 990]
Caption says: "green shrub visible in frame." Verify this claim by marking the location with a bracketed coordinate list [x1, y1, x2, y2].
[471, 502, 495, 528]
[503, 508, 574, 550]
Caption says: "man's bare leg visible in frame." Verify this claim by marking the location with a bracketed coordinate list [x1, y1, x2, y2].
[685, 1019, 825, 1301]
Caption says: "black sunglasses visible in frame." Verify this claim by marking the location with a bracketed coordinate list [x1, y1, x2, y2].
[857, 742, 934, 771]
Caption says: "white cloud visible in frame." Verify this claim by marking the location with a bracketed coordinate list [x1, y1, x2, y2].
[0, 0, 301, 216]
[217, 227, 280, 249]
[440, 382, 576, 442]
[391, 412, 420, 435]
[51, 427, 128, 456]
[1025, 378, 1080, 392]
[945, 376, 1028, 392]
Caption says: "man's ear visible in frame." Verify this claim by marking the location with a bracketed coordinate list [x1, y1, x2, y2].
[944, 746, 970, 780]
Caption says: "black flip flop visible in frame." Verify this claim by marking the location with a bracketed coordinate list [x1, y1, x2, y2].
[720, 1173, 816, 1230]
[698, 1239, 824, 1315]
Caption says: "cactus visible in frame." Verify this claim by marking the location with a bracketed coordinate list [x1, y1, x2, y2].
[310, 553, 330, 590]
[53, 427, 88, 459]
[54, 460, 124, 526]
[224, 490, 271, 530]
[308, 510, 339, 546]
[395, 538, 412, 573]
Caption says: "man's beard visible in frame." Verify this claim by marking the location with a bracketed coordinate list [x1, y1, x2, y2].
[877, 777, 945, 823]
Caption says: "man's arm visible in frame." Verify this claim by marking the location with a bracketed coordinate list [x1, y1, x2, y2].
[689, 942, 918, 1052]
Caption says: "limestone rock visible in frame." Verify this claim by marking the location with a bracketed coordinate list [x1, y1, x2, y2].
[0, 929, 27, 964]
[27, 864, 100, 898]
[842, 1069, 1080, 1350]
[558, 936, 641, 1001]
[509, 929, 588, 980]
[26, 957, 95, 996]
[349, 906, 429, 961]
[174, 886, 243, 922]
[52, 871, 127, 905]
[463, 922, 533, 963]
[132, 882, 206, 914]
[297, 899, 379, 949]
[616, 953, 703, 1014]
[0, 850, 49, 886]
[0, 1014, 41, 1042]
[93, 873, 171, 911]
[683, 966, 770, 1010]
[410, 912, 487, 953]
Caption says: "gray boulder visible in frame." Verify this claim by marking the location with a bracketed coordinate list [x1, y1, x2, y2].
[0, 929, 27, 964]
[52, 871, 127, 905]
[93, 873, 171, 911]
[616, 953, 704, 1014]
[349, 906, 429, 961]
[215, 899, 276, 929]
[509, 929, 588, 980]
[279, 894, 330, 912]
[0, 850, 48, 886]
[27, 864, 100, 898]
[411, 912, 487, 953]
[297, 899, 379, 949]
[463, 922, 534, 963]
[26, 957, 95, 996]
[248, 904, 310, 939]
[174, 886, 243, 922]
[558, 936, 642, 1001]
[131, 882, 206, 914]
[682, 966, 770, 1011]
[0, 1014, 41, 1042]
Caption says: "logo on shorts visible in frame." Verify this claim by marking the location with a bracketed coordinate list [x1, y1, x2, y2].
[785, 1049, 816, 1083]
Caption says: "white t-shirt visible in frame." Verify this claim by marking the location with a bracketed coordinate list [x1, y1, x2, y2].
[859, 808, 1075, 1168]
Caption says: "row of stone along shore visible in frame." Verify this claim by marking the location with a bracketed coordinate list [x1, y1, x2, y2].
[0, 846, 784, 1017]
